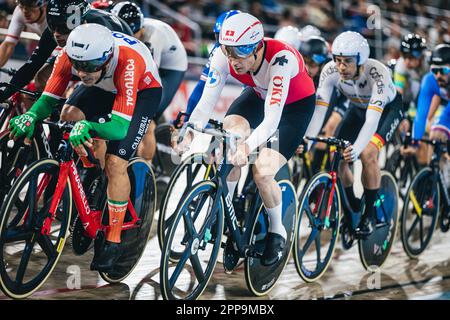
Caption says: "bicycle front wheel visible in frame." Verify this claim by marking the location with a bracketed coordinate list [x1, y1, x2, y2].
[401, 167, 439, 258]
[160, 180, 224, 300]
[294, 172, 341, 282]
[0, 159, 72, 299]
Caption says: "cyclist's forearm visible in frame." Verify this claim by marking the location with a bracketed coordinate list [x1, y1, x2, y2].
[7, 29, 56, 99]
[29, 94, 61, 121]
[427, 95, 442, 122]
[304, 105, 328, 143]
[0, 41, 16, 68]
[89, 114, 130, 141]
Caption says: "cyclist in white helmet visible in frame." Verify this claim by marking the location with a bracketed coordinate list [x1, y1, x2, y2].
[0, 0, 47, 67]
[274, 26, 301, 50]
[304, 31, 403, 236]
[299, 24, 321, 42]
[175, 12, 316, 266]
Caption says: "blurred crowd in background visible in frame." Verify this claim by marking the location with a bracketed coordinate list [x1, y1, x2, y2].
[0, 0, 449, 66]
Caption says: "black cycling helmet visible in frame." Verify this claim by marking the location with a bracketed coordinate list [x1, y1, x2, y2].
[110, 1, 144, 34]
[430, 44, 450, 65]
[16, 0, 46, 7]
[299, 36, 330, 66]
[46, 0, 90, 34]
[400, 33, 427, 58]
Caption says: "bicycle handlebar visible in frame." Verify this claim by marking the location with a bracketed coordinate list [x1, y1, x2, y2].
[0, 82, 41, 100]
[0, 68, 16, 77]
[305, 136, 351, 149]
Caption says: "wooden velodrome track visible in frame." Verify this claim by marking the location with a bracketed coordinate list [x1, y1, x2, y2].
[0, 219, 449, 300]
[1, 152, 450, 301]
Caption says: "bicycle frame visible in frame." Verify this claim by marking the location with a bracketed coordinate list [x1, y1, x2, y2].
[36, 132, 141, 239]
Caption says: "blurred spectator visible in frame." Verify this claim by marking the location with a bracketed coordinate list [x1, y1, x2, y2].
[171, 5, 197, 55]
[203, 0, 225, 18]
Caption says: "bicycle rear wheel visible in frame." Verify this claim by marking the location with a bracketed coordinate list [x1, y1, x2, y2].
[0, 159, 72, 299]
[400, 167, 439, 258]
[294, 172, 341, 282]
[160, 180, 223, 300]
[358, 171, 399, 269]
[245, 180, 297, 296]
[100, 158, 157, 283]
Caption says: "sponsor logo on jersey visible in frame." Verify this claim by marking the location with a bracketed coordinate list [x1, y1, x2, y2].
[369, 67, 385, 94]
[124, 59, 135, 107]
[270, 75, 283, 106]
[272, 55, 288, 66]
[206, 68, 221, 88]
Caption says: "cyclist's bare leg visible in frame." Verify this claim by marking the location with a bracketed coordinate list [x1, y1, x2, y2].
[137, 121, 156, 161]
[360, 143, 381, 189]
[104, 154, 130, 243]
[253, 148, 287, 238]
[223, 115, 251, 194]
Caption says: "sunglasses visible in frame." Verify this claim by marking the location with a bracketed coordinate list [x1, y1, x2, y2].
[431, 66, 450, 75]
[221, 44, 258, 59]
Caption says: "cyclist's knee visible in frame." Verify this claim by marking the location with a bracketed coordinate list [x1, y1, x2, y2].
[253, 148, 284, 185]
[360, 144, 379, 166]
[60, 105, 85, 122]
[105, 155, 128, 177]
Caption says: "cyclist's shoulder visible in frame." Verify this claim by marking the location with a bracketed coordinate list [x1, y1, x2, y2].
[420, 71, 438, 89]
[264, 38, 299, 61]
[318, 60, 339, 84]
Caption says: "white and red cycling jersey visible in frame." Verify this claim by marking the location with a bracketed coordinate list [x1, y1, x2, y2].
[189, 38, 315, 151]
[44, 32, 161, 122]
[4, 6, 47, 44]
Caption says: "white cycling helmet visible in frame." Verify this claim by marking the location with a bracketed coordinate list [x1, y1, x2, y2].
[299, 25, 321, 41]
[219, 12, 264, 58]
[331, 31, 370, 65]
[274, 26, 301, 50]
[66, 24, 114, 72]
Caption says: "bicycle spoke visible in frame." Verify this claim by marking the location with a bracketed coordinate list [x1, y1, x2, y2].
[406, 215, 420, 240]
[190, 253, 205, 283]
[315, 231, 322, 263]
[15, 234, 37, 284]
[303, 205, 316, 226]
[183, 211, 197, 237]
[37, 234, 57, 259]
[302, 227, 318, 255]
[169, 247, 191, 290]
